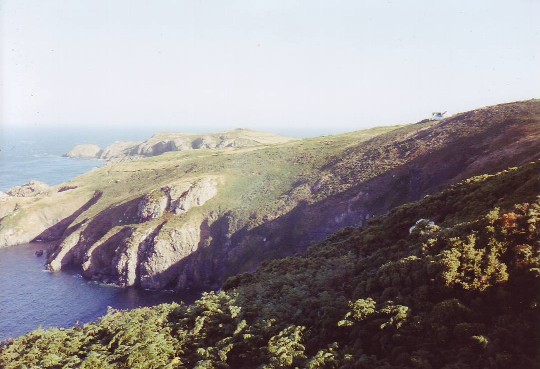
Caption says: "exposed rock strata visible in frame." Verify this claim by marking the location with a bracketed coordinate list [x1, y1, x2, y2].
[170, 179, 218, 215]
[46, 178, 219, 288]
[48, 223, 87, 271]
[99, 141, 142, 160]
[137, 191, 169, 221]
[138, 219, 204, 289]
[137, 179, 217, 221]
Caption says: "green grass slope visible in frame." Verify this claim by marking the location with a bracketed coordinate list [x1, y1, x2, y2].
[0, 100, 539, 293]
[2, 161, 538, 368]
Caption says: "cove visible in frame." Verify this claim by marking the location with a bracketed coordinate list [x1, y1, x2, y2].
[0, 242, 198, 340]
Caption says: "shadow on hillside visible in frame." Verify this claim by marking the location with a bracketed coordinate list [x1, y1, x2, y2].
[40, 105, 540, 291]
[77, 196, 142, 245]
[33, 190, 103, 242]
[44, 195, 144, 271]
[140, 112, 540, 292]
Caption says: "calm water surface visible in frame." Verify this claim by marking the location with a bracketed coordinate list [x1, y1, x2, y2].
[0, 243, 197, 340]
[0, 126, 169, 191]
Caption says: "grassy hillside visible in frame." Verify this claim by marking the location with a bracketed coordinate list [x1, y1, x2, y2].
[2, 161, 538, 368]
[0, 100, 539, 292]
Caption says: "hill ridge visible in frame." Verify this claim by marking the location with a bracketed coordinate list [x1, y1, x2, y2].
[64, 129, 297, 161]
[0, 99, 539, 292]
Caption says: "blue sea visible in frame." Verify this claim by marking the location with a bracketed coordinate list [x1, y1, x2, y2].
[0, 126, 159, 191]
[0, 127, 198, 340]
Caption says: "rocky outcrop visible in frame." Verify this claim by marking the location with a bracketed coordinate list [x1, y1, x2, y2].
[408, 219, 435, 234]
[45, 177, 219, 288]
[170, 179, 218, 215]
[113, 226, 158, 287]
[138, 220, 204, 289]
[99, 141, 142, 160]
[48, 223, 88, 271]
[137, 191, 169, 221]
[136, 179, 218, 221]
[136, 138, 191, 156]
[64, 144, 102, 159]
[6, 181, 49, 197]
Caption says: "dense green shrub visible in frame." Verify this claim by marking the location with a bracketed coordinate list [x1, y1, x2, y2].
[1, 162, 539, 368]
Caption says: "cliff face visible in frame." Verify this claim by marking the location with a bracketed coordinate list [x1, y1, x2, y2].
[46, 178, 219, 289]
[2, 100, 539, 291]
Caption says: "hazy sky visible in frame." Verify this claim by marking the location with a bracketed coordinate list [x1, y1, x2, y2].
[1, 0, 539, 137]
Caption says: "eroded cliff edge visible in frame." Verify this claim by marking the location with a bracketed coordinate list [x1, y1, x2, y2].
[1, 100, 539, 291]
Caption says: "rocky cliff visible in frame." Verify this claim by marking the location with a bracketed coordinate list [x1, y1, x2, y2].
[2, 100, 539, 291]
[45, 177, 220, 289]
[64, 129, 296, 161]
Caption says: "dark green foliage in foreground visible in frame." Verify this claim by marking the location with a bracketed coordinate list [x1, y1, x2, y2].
[1, 162, 539, 368]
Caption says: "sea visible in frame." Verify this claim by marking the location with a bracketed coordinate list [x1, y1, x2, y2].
[0, 126, 198, 340]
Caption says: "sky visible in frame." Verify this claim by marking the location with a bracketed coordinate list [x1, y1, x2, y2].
[1, 0, 539, 138]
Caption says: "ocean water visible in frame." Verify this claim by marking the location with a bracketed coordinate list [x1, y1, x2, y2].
[0, 127, 112, 191]
[0, 126, 155, 191]
[0, 243, 198, 340]
[0, 127, 198, 340]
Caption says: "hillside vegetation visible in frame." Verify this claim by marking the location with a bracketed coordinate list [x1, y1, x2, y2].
[2, 161, 538, 368]
[0, 100, 539, 293]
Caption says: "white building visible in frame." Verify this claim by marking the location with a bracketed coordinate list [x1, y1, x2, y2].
[431, 111, 447, 120]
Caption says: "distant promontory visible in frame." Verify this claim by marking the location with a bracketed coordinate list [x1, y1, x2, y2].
[64, 144, 102, 159]
[63, 129, 295, 161]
